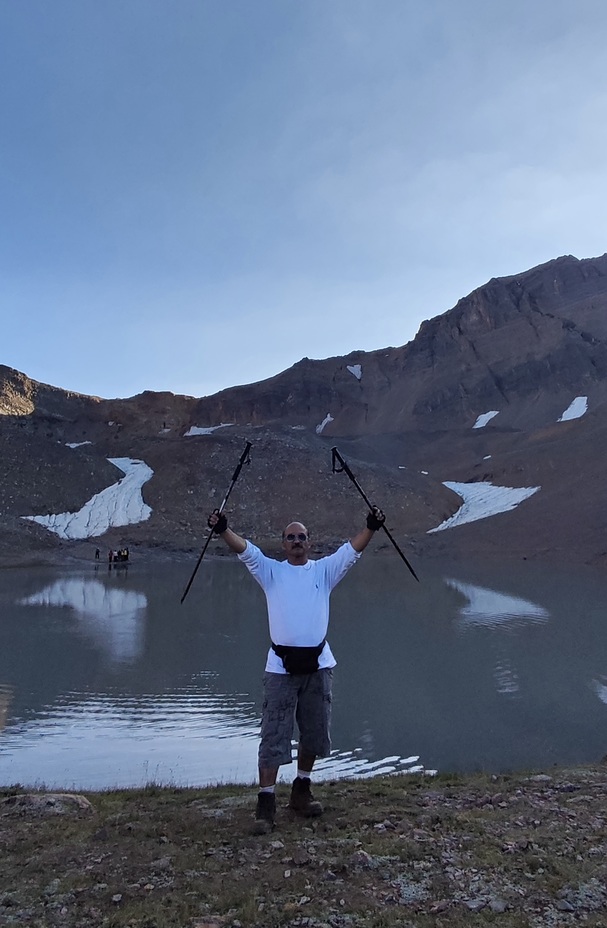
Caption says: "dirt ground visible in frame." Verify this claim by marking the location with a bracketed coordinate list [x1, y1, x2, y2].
[2, 765, 607, 928]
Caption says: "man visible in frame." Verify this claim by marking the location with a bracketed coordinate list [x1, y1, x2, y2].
[207, 505, 385, 833]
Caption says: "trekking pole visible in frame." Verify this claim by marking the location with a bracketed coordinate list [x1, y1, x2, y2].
[331, 446, 420, 582]
[180, 441, 252, 604]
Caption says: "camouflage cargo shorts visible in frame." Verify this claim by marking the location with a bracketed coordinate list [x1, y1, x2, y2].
[258, 669, 333, 768]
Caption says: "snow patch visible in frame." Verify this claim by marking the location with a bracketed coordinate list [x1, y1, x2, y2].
[558, 396, 588, 422]
[346, 364, 362, 380]
[473, 411, 499, 429]
[66, 441, 92, 449]
[22, 458, 153, 539]
[184, 423, 233, 436]
[428, 481, 540, 533]
[316, 413, 334, 435]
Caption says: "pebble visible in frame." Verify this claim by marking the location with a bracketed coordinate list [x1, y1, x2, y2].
[466, 899, 487, 912]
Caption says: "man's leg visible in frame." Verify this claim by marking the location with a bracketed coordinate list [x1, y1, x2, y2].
[259, 766, 279, 788]
[254, 674, 296, 834]
[288, 671, 332, 817]
[297, 747, 316, 778]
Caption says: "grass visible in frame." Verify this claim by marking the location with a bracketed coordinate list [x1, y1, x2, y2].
[2, 766, 607, 926]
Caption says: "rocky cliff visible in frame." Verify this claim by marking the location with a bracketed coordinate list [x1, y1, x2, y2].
[1, 253, 606, 569]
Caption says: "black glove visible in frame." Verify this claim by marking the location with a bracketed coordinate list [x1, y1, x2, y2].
[208, 510, 228, 534]
[366, 507, 385, 531]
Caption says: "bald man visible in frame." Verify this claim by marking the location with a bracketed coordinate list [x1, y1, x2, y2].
[208, 506, 385, 834]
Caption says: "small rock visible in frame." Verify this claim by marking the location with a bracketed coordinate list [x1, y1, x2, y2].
[350, 850, 374, 868]
[150, 856, 172, 871]
[293, 848, 312, 865]
[2, 793, 94, 816]
[489, 898, 508, 913]
[112, 894, 122, 904]
[556, 900, 575, 912]
[466, 899, 487, 912]
[43, 879, 61, 897]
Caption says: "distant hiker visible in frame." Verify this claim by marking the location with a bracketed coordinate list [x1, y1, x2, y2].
[207, 505, 385, 834]
[108, 549, 113, 563]
[95, 548, 100, 560]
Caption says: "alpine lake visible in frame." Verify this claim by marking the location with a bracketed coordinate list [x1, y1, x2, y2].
[1, 552, 607, 790]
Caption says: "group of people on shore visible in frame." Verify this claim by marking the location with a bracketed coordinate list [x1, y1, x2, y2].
[94, 547, 130, 563]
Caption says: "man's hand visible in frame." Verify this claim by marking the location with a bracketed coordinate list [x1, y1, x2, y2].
[366, 506, 385, 532]
[208, 510, 228, 534]
[206, 512, 247, 554]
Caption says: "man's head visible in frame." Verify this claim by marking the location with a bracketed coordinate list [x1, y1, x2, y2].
[282, 521, 310, 565]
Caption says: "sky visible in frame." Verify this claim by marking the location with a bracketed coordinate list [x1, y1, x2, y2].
[2, 0, 607, 400]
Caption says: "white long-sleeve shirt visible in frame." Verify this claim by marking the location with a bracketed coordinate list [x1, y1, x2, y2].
[238, 540, 361, 673]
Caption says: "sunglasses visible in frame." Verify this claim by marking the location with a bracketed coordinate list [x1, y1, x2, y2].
[285, 533, 308, 542]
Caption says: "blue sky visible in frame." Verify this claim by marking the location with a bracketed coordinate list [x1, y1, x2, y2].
[2, 0, 607, 399]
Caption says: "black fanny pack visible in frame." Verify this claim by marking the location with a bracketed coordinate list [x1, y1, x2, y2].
[271, 640, 326, 675]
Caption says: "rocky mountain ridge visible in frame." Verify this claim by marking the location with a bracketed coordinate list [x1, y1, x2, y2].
[2, 252, 607, 569]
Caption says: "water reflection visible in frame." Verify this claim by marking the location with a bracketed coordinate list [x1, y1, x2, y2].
[493, 655, 520, 696]
[19, 577, 146, 664]
[590, 678, 607, 705]
[445, 577, 550, 702]
[0, 684, 12, 733]
[446, 578, 550, 628]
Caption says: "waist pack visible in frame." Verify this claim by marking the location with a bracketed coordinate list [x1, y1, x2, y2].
[271, 640, 326, 675]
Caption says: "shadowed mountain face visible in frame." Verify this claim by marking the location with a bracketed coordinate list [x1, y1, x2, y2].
[2, 253, 607, 569]
[188, 253, 607, 435]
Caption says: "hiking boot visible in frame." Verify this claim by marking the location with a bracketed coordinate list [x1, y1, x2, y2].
[288, 777, 323, 817]
[252, 791, 276, 834]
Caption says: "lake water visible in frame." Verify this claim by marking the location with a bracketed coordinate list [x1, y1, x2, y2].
[1, 555, 607, 790]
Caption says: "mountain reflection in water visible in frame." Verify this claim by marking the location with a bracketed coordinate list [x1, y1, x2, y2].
[445, 578, 550, 628]
[1, 558, 607, 787]
[20, 577, 146, 664]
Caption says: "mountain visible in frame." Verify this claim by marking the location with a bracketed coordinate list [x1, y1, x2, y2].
[2, 253, 607, 570]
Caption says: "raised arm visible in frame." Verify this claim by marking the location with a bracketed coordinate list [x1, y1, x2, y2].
[207, 511, 247, 554]
[350, 506, 386, 553]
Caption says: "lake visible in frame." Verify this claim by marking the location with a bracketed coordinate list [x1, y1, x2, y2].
[1, 554, 607, 789]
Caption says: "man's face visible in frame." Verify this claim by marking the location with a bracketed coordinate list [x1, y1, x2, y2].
[282, 521, 310, 564]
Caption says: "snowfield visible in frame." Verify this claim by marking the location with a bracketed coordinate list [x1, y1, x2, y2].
[22, 458, 153, 540]
[428, 481, 540, 533]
